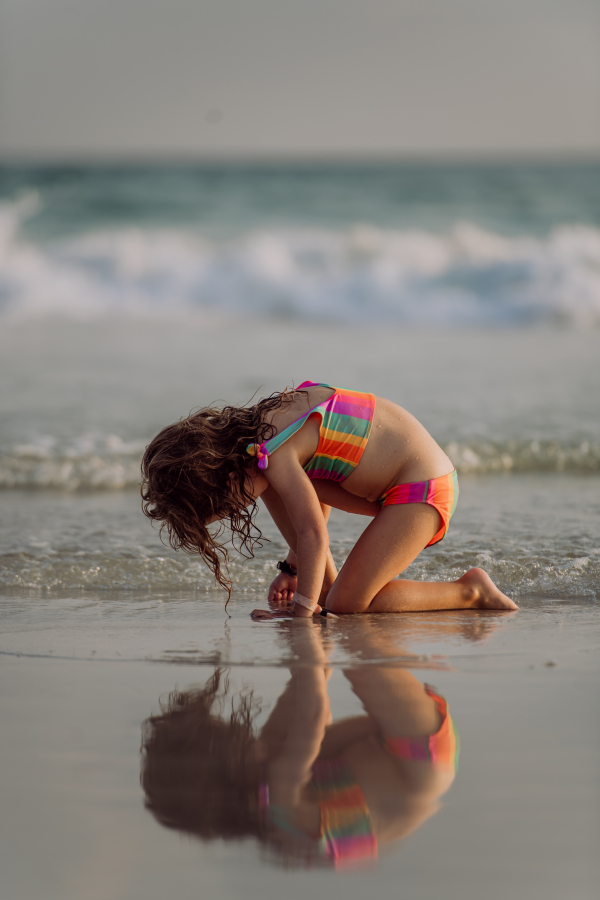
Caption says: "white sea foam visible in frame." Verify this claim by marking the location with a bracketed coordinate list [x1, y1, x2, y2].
[1, 469, 597, 601]
[1, 196, 600, 326]
[1, 534, 598, 600]
[0, 434, 598, 492]
[0, 434, 145, 490]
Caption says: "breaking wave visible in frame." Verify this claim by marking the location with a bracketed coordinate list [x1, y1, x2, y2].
[444, 440, 600, 474]
[0, 435, 598, 491]
[0, 434, 146, 490]
[1, 194, 600, 327]
[1, 539, 598, 600]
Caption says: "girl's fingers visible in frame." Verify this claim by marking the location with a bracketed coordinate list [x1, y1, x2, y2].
[251, 608, 294, 621]
[269, 594, 294, 612]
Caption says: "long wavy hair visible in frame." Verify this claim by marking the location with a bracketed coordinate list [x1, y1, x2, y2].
[140, 669, 332, 869]
[140, 387, 307, 599]
[140, 669, 261, 840]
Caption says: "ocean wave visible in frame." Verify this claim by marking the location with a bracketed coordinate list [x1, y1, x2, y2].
[1, 544, 597, 600]
[445, 440, 600, 474]
[1, 436, 598, 491]
[406, 548, 600, 601]
[0, 434, 145, 490]
[1, 194, 600, 326]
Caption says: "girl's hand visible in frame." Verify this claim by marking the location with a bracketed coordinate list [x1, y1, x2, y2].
[268, 571, 297, 609]
[251, 608, 294, 621]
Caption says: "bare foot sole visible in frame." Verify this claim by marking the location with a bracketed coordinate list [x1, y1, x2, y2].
[456, 568, 519, 611]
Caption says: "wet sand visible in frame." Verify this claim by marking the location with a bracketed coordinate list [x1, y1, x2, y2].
[1, 596, 599, 900]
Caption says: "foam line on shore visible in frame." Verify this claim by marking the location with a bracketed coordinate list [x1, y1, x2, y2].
[1, 436, 598, 490]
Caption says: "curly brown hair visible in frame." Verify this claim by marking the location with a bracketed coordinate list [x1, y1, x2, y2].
[140, 670, 333, 869]
[140, 669, 261, 840]
[140, 387, 307, 599]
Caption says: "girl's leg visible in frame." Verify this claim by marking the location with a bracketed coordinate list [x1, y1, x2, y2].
[342, 664, 456, 799]
[325, 503, 517, 614]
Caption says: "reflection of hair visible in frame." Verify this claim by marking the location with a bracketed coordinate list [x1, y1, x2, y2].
[140, 388, 307, 599]
[140, 672, 330, 871]
[140, 670, 261, 840]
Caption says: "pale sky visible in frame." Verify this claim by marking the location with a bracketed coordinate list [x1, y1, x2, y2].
[0, 0, 599, 159]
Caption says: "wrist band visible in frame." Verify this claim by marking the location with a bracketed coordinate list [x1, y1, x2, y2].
[277, 559, 297, 577]
[292, 592, 318, 612]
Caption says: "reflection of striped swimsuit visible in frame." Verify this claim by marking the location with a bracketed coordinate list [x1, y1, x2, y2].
[383, 685, 460, 772]
[247, 380, 458, 545]
[259, 685, 459, 868]
[311, 758, 377, 868]
[258, 762, 376, 869]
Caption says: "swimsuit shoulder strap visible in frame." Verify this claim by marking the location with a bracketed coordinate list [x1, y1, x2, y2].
[247, 382, 335, 469]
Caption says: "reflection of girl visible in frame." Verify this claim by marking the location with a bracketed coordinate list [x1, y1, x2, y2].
[140, 623, 459, 867]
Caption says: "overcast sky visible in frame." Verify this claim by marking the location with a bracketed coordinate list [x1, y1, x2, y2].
[0, 0, 599, 159]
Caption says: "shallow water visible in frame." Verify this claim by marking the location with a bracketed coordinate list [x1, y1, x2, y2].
[0, 471, 597, 658]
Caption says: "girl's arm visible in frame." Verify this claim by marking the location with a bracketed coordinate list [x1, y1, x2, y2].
[261, 484, 337, 606]
[264, 457, 330, 617]
[261, 475, 380, 615]
[267, 622, 330, 812]
[264, 478, 381, 524]
[260, 483, 299, 552]
[311, 480, 381, 517]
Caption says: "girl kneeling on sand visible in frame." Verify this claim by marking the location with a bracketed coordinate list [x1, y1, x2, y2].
[141, 381, 517, 617]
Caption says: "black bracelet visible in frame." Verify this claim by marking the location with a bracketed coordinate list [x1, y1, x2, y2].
[277, 559, 297, 577]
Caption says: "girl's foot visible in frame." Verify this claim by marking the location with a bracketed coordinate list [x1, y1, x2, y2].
[456, 568, 519, 611]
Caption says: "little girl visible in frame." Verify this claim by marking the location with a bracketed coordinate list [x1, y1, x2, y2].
[141, 380, 517, 617]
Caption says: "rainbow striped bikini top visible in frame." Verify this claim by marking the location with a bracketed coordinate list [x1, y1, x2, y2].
[247, 381, 375, 482]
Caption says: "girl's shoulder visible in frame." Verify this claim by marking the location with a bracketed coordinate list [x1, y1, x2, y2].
[263, 384, 335, 433]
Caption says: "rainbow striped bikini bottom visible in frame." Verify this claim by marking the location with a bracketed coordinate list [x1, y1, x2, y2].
[378, 469, 459, 546]
[382, 684, 460, 772]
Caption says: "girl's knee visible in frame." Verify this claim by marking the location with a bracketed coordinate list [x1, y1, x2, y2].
[325, 586, 372, 614]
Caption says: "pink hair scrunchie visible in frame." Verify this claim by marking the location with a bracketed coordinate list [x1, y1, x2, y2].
[246, 442, 269, 470]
